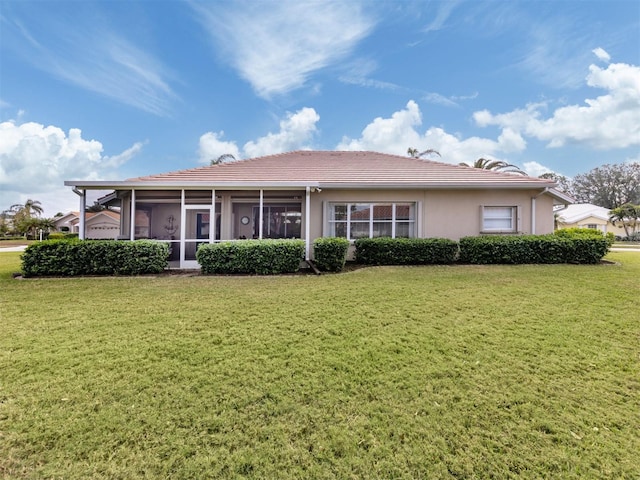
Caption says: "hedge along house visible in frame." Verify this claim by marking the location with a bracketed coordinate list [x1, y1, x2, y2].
[65, 151, 573, 269]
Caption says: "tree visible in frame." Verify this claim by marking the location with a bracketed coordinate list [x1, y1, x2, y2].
[86, 201, 106, 213]
[538, 172, 574, 196]
[7, 199, 45, 237]
[572, 163, 640, 208]
[0, 210, 10, 236]
[459, 158, 526, 175]
[609, 203, 640, 238]
[407, 148, 440, 159]
[211, 153, 236, 165]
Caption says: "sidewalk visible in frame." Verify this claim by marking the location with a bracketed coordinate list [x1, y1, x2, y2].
[0, 245, 27, 252]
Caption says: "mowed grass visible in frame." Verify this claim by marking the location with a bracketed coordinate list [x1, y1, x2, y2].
[0, 251, 638, 479]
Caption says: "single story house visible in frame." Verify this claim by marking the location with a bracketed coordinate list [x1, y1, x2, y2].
[555, 203, 626, 237]
[54, 210, 121, 239]
[65, 151, 573, 268]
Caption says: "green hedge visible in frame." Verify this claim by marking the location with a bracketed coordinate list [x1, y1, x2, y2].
[458, 234, 609, 264]
[354, 237, 459, 265]
[196, 239, 305, 275]
[21, 240, 169, 277]
[554, 227, 615, 247]
[47, 232, 78, 240]
[313, 237, 350, 272]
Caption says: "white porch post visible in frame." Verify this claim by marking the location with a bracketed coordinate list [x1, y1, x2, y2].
[210, 189, 216, 243]
[79, 189, 86, 240]
[259, 189, 264, 239]
[129, 189, 136, 241]
[180, 189, 186, 265]
[305, 186, 311, 260]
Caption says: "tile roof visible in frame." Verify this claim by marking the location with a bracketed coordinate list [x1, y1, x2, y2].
[127, 151, 555, 188]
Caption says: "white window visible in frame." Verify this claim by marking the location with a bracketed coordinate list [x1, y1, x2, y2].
[328, 203, 416, 240]
[482, 206, 517, 233]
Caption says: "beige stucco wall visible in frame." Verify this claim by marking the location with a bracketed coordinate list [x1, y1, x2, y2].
[116, 186, 557, 245]
[307, 187, 555, 241]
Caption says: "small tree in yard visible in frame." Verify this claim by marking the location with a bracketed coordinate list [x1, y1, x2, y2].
[609, 204, 640, 238]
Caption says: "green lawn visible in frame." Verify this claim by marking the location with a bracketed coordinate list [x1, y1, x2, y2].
[1, 251, 638, 479]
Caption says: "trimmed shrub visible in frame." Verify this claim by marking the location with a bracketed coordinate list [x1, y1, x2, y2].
[555, 227, 615, 247]
[459, 234, 609, 265]
[47, 232, 67, 240]
[21, 240, 169, 277]
[197, 239, 305, 275]
[354, 237, 458, 265]
[313, 237, 350, 272]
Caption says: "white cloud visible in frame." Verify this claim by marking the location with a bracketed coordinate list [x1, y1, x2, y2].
[337, 100, 423, 153]
[337, 100, 526, 164]
[0, 121, 140, 216]
[242, 108, 320, 158]
[473, 58, 640, 149]
[593, 47, 611, 63]
[198, 131, 241, 165]
[523, 161, 553, 177]
[3, 8, 177, 115]
[193, 1, 375, 98]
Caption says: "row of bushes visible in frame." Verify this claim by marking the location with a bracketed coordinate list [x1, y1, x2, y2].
[20, 229, 612, 277]
[314, 229, 612, 269]
[458, 235, 609, 265]
[21, 240, 168, 277]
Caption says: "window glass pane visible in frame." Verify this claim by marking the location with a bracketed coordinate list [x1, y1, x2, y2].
[350, 204, 370, 221]
[484, 218, 512, 229]
[350, 222, 370, 239]
[373, 204, 393, 221]
[483, 207, 514, 231]
[396, 204, 414, 220]
[332, 222, 347, 237]
[373, 222, 392, 237]
[332, 204, 347, 221]
[396, 222, 414, 238]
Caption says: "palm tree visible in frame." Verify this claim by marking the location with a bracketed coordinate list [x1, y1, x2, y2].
[609, 203, 640, 238]
[10, 199, 44, 217]
[8, 199, 44, 237]
[407, 147, 440, 159]
[459, 158, 527, 175]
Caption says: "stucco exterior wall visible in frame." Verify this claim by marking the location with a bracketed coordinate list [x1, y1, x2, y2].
[307, 187, 555, 241]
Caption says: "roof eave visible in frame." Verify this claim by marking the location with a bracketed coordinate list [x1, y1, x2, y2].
[65, 180, 319, 190]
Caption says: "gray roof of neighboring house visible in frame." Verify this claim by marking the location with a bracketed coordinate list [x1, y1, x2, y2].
[556, 203, 612, 223]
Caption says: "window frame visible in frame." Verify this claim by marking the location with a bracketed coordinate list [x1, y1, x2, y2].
[481, 205, 518, 233]
[327, 202, 416, 240]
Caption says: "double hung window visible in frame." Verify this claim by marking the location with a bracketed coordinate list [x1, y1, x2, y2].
[482, 206, 517, 233]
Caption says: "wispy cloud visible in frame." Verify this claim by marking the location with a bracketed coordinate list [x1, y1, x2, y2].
[423, 0, 462, 33]
[338, 58, 400, 91]
[192, 0, 376, 98]
[2, 5, 177, 116]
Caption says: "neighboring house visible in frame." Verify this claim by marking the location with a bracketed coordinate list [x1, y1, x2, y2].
[555, 203, 627, 237]
[54, 210, 121, 239]
[65, 151, 573, 268]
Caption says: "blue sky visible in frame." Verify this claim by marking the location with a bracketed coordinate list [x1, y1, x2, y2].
[1, 0, 639, 216]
